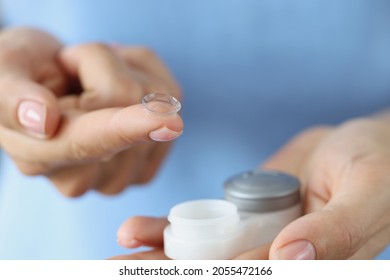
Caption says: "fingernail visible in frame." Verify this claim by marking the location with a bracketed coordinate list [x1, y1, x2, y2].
[149, 127, 182, 142]
[127, 239, 142, 248]
[274, 240, 316, 260]
[117, 238, 142, 248]
[17, 100, 47, 136]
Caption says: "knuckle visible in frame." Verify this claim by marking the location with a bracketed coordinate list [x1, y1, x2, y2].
[57, 184, 88, 198]
[131, 46, 157, 60]
[113, 78, 144, 104]
[325, 208, 362, 259]
[77, 42, 111, 55]
[337, 220, 360, 258]
[67, 136, 94, 161]
[14, 161, 47, 176]
[136, 171, 154, 185]
[0, 47, 24, 65]
[296, 125, 333, 141]
[96, 183, 128, 195]
[16, 165, 42, 176]
[339, 117, 376, 130]
[49, 165, 99, 198]
[50, 175, 90, 198]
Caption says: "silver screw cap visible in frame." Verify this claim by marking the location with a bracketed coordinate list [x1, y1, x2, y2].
[224, 169, 300, 212]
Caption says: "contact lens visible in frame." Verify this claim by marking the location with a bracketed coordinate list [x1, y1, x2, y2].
[141, 93, 181, 116]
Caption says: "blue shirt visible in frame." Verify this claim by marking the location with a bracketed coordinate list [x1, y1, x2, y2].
[0, 0, 389, 259]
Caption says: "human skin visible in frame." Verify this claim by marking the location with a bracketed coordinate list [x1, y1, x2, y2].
[1, 28, 389, 260]
[113, 117, 390, 259]
[0, 27, 184, 196]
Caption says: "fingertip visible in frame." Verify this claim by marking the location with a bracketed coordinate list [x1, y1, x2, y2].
[271, 240, 316, 260]
[116, 216, 168, 248]
[149, 127, 183, 142]
[17, 95, 61, 138]
[110, 103, 184, 145]
[117, 237, 143, 249]
[0, 77, 62, 138]
[116, 216, 143, 248]
[269, 214, 319, 260]
[17, 100, 48, 137]
[269, 208, 360, 260]
[144, 106, 184, 142]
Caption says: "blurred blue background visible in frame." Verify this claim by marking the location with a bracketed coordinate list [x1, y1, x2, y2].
[0, 0, 389, 259]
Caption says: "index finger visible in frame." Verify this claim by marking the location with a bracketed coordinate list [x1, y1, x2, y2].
[117, 217, 168, 249]
[0, 102, 184, 169]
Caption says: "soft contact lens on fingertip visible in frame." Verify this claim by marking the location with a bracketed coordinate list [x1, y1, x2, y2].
[141, 93, 181, 116]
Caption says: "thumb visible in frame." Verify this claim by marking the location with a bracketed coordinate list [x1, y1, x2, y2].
[0, 77, 61, 138]
[269, 198, 368, 260]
